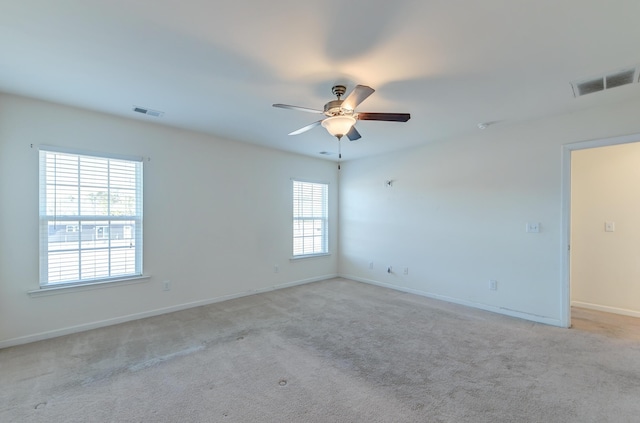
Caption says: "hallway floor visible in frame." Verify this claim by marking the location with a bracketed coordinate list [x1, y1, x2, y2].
[571, 307, 640, 341]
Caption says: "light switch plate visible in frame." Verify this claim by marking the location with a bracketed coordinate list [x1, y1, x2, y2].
[526, 222, 540, 233]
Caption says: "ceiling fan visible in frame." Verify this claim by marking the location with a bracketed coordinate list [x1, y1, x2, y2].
[273, 84, 410, 141]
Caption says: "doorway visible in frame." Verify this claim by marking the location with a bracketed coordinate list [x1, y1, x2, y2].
[562, 134, 640, 328]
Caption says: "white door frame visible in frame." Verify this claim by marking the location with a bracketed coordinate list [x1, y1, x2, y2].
[561, 132, 640, 328]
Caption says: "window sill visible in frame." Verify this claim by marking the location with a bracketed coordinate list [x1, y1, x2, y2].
[28, 275, 151, 298]
[290, 253, 331, 261]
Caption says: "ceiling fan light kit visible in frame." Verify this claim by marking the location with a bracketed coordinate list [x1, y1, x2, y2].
[321, 115, 356, 138]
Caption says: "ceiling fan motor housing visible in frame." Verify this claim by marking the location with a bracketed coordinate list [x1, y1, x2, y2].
[324, 99, 352, 116]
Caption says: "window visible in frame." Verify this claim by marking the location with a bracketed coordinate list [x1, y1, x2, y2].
[39, 146, 143, 287]
[292, 180, 328, 257]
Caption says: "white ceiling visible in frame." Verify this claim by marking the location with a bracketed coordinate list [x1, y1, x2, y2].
[2, 1, 640, 161]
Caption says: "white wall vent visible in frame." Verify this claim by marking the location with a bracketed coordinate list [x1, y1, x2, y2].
[571, 67, 639, 97]
[132, 106, 164, 117]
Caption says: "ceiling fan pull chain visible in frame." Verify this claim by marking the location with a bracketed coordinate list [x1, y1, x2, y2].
[338, 136, 342, 170]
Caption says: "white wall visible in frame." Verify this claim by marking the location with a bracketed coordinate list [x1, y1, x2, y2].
[339, 96, 640, 326]
[0, 93, 338, 347]
[571, 142, 640, 317]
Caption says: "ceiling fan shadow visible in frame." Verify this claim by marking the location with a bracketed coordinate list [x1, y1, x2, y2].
[320, 1, 411, 62]
[136, 20, 282, 87]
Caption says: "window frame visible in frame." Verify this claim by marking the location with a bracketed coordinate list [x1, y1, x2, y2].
[292, 179, 329, 258]
[38, 145, 144, 288]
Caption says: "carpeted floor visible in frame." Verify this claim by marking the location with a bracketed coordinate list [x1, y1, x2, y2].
[1, 278, 639, 422]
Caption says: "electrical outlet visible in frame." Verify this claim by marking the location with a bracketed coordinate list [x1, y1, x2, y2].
[163, 280, 171, 291]
[403, 267, 409, 275]
[489, 280, 498, 291]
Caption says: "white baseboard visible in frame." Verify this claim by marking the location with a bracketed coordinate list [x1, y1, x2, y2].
[342, 274, 563, 327]
[571, 301, 640, 318]
[0, 274, 337, 350]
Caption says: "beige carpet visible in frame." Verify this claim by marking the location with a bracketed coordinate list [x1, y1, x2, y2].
[1, 278, 639, 422]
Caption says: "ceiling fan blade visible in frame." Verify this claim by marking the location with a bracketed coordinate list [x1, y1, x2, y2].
[357, 112, 411, 122]
[346, 126, 361, 141]
[288, 120, 323, 135]
[341, 85, 375, 111]
[273, 104, 323, 114]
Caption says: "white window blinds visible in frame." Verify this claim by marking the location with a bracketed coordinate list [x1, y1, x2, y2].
[39, 147, 143, 286]
[292, 180, 328, 256]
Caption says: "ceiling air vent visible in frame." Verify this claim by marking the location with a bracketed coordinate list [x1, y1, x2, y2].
[575, 78, 604, 96]
[132, 106, 164, 117]
[571, 67, 639, 97]
[606, 69, 635, 89]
